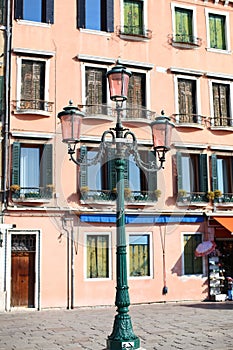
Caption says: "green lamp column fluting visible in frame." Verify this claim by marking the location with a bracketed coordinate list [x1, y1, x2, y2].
[107, 108, 140, 350]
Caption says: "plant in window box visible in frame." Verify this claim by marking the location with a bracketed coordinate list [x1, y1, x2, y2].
[178, 189, 187, 202]
[154, 189, 162, 200]
[214, 189, 223, 202]
[45, 184, 55, 198]
[124, 187, 132, 201]
[10, 184, 20, 199]
[110, 187, 117, 200]
[25, 191, 40, 199]
[207, 191, 215, 201]
[80, 186, 89, 200]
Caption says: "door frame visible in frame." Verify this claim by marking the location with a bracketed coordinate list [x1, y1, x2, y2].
[5, 230, 41, 311]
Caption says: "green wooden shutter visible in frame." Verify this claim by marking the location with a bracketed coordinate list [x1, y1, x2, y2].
[124, 0, 143, 35]
[147, 151, 157, 192]
[0, 76, 4, 112]
[199, 154, 208, 193]
[0, 0, 4, 24]
[175, 8, 192, 42]
[41, 144, 53, 187]
[12, 142, 21, 185]
[209, 14, 226, 50]
[107, 148, 116, 190]
[176, 152, 183, 191]
[80, 146, 88, 187]
[211, 154, 218, 191]
[124, 157, 129, 188]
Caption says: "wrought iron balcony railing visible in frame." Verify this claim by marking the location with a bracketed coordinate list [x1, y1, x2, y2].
[169, 34, 202, 47]
[81, 104, 157, 121]
[11, 186, 53, 200]
[173, 114, 207, 127]
[13, 99, 54, 112]
[210, 116, 233, 128]
[177, 192, 208, 204]
[80, 189, 160, 203]
[117, 25, 152, 39]
[214, 193, 233, 204]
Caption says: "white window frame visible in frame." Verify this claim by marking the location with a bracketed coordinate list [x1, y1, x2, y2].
[16, 56, 50, 114]
[181, 232, 205, 277]
[171, 3, 198, 42]
[174, 74, 201, 123]
[209, 78, 233, 127]
[127, 231, 153, 279]
[120, 0, 148, 36]
[84, 232, 112, 281]
[205, 8, 231, 53]
[5, 230, 41, 311]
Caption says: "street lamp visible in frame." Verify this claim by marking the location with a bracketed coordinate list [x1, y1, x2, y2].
[58, 64, 174, 350]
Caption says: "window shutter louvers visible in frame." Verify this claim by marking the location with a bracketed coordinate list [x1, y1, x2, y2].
[14, 0, 23, 20]
[198, 154, 208, 193]
[41, 144, 53, 187]
[105, 0, 114, 32]
[77, 0, 85, 29]
[12, 142, 21, 186]
[45, 0, 54, 24]
[176, 152, 183, 191]
[211, 154, 218, 191]
[80, 146, 88, 187]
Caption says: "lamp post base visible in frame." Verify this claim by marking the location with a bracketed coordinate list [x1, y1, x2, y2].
[107, 339, 141, 350]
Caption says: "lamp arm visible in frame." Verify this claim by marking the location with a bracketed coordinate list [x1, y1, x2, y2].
[130, 141, 163, 173]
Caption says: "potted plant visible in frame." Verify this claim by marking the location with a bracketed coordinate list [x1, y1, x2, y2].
[10, 184, 20, 192]
[154, 189, 162, 200]
[111, 187, 117, 200]
[80, 186, 89, 199]
[214, 189, 222, 203]
[124, 187, 132, 200]
[207, 191, 215, 201]
[178, 189, 187, 201]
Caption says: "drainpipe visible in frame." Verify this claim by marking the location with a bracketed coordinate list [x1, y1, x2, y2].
[2, 0, 12, 211]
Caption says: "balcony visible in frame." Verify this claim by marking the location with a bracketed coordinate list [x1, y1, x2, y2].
[80, 189, 159, 205]
[13, 99, 54, 114]
[177, 191, 208, 206]
[116, 25, 152, 41]
[169, 34, 202, 49]
[173, 114, 207, 128]
[214, 193, 233, 206]
[11, 186, 54, 203]
[210, 116, 233, 130]
[82, 104, 156, 123]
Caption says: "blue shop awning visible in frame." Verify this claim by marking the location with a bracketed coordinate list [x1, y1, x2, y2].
[80, 214, 204, 224]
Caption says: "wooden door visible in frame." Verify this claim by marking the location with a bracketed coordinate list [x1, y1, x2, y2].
[11, 252, 35, 307]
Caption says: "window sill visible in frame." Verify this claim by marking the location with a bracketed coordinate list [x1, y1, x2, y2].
[210, 126, 233, 132]
[79, 28, 111, 37]
[119, 33, 151, 42]
[15, 19, 51, 28]
[11, 197, 51, 205]
[83, 115, 114, 122]
[175, 123, 205, 130]
[13, 109, 51, 117]
[206, 47, 231, 55]
[177, 201, 208, 207]
[172, 41, 200, 49]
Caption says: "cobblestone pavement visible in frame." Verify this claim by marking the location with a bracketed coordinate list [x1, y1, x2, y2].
[0, 301, 233, 350]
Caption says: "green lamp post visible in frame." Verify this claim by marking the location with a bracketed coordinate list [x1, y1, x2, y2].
[58, 64, 175, 350]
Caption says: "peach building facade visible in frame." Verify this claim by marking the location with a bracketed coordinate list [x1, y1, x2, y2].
[0, 0, 233, 310]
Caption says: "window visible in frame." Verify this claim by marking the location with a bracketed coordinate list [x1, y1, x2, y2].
[14, 0, 54, 23]
[183, 234, 203, 275]
[206, 9, 230, 51]
[86, 234, 110, 278]
[79, 146, 157, 202]
[11, 142, 53, 200]
[177, 78, 198, 123]
[209, 14, 226, 50]
[129, 234, 150, 277]
[174, 7, 193, 43]
[176, 152, 208, 201]
[212, 82, 231, 127]
[16, 58, 51, 112]
[211, 154, 233, 199]
[127, 72, 146, 118]
[77, 0, 114, 32]
[85, 67, 107, 114]
[124, 0, 144, 36]
[0, 0, 5, 24]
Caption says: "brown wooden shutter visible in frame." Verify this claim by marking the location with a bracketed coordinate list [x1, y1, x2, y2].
[178, 79, 196, 123]
[85, 68, 106, 113]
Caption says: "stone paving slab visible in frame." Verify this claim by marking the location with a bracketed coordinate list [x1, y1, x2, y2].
[0, 302, 233, 349]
